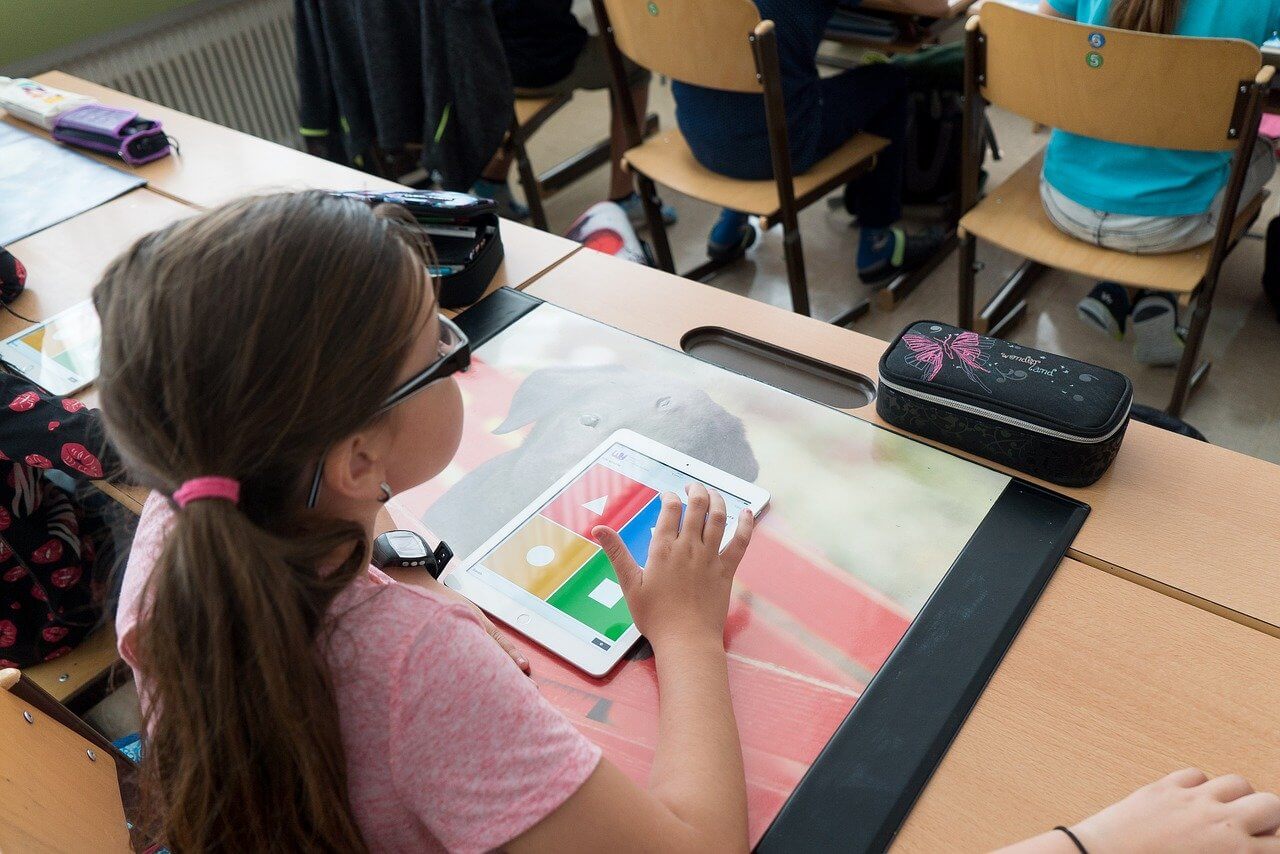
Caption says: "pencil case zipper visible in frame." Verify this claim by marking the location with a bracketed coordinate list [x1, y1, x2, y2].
[877, 376, 1132, 445]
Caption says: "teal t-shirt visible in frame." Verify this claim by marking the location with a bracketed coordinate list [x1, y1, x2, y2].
[1044, 0, 1280, 216]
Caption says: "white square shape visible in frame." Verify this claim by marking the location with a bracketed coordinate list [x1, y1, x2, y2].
[588, 578, 624, 608]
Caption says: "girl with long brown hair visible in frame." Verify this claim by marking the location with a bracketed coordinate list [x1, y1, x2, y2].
[1037, 0, 1280, 367]
[96, 191, 1279, 851]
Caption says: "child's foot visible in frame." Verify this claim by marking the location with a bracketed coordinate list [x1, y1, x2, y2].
[707, 210, 756, 261]
[615, 192, 679, 228]
[856, 226, 947, 287]
[471, 179, 530, 222]
[1076, 282, 1130, 341]
[1131, 291, 1185, 367]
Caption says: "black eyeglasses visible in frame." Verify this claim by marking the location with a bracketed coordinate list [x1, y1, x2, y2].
[306, 315, 471, 508]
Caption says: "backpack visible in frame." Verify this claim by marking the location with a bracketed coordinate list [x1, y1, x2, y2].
[842, 44, 976, 216]
[1264, 215, 1280, 322]
[901, 86, 965, 207]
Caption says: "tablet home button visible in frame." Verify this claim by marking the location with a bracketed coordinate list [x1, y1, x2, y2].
[517, 613, 531, 626]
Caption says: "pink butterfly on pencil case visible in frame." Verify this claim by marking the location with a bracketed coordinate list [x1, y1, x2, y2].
[902, 331, 993, 390]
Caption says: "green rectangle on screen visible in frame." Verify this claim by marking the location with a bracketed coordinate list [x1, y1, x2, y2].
[547, 550, 634, 641]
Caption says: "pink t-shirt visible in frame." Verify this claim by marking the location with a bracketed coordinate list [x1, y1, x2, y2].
[116, 494, 601, 853]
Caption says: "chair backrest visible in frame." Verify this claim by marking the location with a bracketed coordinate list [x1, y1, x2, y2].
[0, 669, 131, 852]
[976, 2, 1262, 152]
[598, 0, 764, 93]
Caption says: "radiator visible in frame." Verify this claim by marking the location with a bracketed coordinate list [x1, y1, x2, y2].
[60, 0, 301, 150]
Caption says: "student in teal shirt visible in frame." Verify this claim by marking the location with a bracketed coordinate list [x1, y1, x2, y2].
[1038, 0, 1280, 366]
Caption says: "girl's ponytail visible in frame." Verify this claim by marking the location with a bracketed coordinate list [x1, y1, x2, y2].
[94, 192, 431, 850]
[141, 497, 368, 850]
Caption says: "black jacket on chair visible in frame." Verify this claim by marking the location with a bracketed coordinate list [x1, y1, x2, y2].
[295, 0, 514, 190]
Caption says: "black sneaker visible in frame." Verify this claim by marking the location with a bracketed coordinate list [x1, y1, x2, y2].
[1076, 282, 1131, 341]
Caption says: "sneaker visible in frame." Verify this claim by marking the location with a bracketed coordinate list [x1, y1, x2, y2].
[707, 210, 757, 261]
[856, 226, 947, 287]
[470, 179, 530, 222]
[1131, 291, 1185, 367]
[1076, 282, 1131, 341]
[615, 192, 679, 228]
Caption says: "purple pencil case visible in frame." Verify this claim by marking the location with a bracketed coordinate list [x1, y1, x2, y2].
[51, 104, 172, 166]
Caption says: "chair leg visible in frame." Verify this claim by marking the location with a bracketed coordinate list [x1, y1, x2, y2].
[1168, 291, 1215, 418]
[781, 223, 812, 317]
[636, 175, 675, 273]
[512, 138, 550, 232]
[977, 260, 1046, 336]
[958, 231, 977, 329]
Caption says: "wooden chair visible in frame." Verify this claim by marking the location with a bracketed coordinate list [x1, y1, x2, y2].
[958, 3, 1272, 416]
[23, 624, 123, 711]
[0, 668, 134, 851]
[591, 0, 890, 324]
[508, 95, 574, 231]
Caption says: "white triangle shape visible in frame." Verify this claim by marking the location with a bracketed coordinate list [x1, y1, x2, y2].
[582, 495, 608, 515]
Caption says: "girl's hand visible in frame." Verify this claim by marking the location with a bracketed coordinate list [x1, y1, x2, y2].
[1069, 769, 1280, 853]
[593, 483, 754, 651]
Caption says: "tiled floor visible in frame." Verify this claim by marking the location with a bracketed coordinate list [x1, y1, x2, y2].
[514, 76, 1280, 464]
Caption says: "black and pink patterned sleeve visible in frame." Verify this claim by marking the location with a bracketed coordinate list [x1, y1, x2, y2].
[0, 374, 120, 483]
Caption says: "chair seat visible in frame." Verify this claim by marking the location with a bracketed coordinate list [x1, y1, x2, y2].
[961, 151, 1265, 296]
[514, 94, 571, 136]
[24, 625, 119, 704]
[623, 128, 888, 224]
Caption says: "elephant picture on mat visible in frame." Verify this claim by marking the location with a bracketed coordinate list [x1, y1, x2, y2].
[423, 365, 759, 556]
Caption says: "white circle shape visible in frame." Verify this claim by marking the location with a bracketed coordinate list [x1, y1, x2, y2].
[526, 545, 556, 567]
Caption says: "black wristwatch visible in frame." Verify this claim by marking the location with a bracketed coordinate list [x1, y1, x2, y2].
[371, 530, 454, 579]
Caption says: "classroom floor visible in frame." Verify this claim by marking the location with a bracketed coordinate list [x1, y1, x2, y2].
[516, 78, 1280, 466]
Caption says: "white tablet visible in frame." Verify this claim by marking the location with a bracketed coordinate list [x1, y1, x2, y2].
[0, 300, 100, 396]
[444, 429, 769, 677]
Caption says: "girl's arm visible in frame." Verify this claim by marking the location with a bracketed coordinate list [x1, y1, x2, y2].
[1039, 1, 1068, 18]
[0, 373, 119, 482]
[509, 485, 753, 853]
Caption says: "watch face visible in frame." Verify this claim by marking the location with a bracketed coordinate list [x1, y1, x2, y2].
[387, 530, 428, 559]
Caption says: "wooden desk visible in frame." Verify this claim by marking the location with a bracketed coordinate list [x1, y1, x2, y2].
[5, 74, 580, 298]
[3, 189, 194, 338]
[487, 221, 581, 295]
[526, 249, 1280, 632]
[9, 72, 403, 210]
[893, 559, 1280, 850]
[822, 0, 980, 59]
[525, 250, 1280, 845]
[859, 0, 979, 18]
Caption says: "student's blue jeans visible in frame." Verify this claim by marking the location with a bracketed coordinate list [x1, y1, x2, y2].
[686, 63, 909, 230]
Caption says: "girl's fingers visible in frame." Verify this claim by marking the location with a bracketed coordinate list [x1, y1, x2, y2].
[1231, 792, 1280, 836]
[654, 491, 682, 542]
[484, 619, 530, 673]
[594, 526, 642, 594]
[720, 509, 754, 569]
[1166, 767, 1210, 788]
[703, 488, 728, 550]
[684, 483, 709, 541]
[1205, 774, 1255, 802]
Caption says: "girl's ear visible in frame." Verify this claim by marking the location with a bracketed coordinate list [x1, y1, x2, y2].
[322, 428, 390, 503]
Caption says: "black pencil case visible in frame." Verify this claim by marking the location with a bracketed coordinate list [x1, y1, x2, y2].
[330, 190, 504, 308]
[876, 321, 1132, 487]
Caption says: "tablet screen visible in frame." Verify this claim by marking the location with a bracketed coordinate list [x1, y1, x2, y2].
[0, 300, 100, 394]
[460, 442, 751, 652]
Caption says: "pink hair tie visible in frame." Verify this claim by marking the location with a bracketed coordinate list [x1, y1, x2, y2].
[173, 476, 241, 508]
